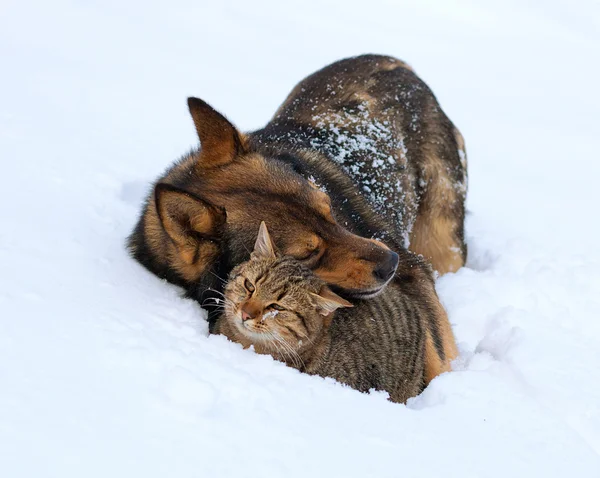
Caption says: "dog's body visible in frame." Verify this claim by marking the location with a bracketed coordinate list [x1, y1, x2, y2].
[258, 55, 467, 267]
[128, 54, 466, 381]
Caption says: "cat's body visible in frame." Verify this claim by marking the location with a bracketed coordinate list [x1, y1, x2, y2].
[302, 285, 425, 402]
[215, 223, 428, 403]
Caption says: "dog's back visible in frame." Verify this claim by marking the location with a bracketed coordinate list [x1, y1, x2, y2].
[255, 54, 467, 273]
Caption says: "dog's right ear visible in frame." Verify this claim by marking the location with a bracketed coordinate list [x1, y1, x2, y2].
[187, 97, 247, 168]
[155, 183, 225, 257]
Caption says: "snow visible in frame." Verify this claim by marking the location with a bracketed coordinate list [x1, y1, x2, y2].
[1, 0, 600, 477]
[310, 105, 415, 241]
[261, 310, 280, 321]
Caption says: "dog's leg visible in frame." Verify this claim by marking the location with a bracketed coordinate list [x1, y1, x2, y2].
[409, 127, 467, 275]
[410, 212, 465, 275]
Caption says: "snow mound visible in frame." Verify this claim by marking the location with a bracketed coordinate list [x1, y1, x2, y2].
[1, 1, 599, 476]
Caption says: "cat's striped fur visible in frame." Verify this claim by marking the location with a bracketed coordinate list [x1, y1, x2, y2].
[216, 223, 429, 403]
[318, 283, 426, 401]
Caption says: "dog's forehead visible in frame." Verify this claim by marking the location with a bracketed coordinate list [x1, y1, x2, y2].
[219, 155, 326, 205]
[226, 154, 304, 187]
[194, 153, 337, 247]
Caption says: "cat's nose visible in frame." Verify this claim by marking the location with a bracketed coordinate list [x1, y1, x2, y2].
[241, 307, 254, 322]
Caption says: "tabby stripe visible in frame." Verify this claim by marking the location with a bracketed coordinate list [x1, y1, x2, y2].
[295, 311, 309, 334]
[425, 299, 446, 362]
[276, 287, 287, 301]
[285, 325, 302, 341]
[412, 303, 426, 390]
[404, 301, 419, 378]
[384, 294, 400, 356]
[372, 300, 382, 360]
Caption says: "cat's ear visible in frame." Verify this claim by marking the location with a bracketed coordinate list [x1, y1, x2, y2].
[310, 286, 353, 317]
[252, 221, 277, 260]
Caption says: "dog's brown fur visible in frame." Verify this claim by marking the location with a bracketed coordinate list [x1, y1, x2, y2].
[128, 54, 466, 381]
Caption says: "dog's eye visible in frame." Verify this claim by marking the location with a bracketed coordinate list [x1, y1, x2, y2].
[271, 304, 285, 311]
[244, 279, 255, 293]
[299, 248, 319, 261]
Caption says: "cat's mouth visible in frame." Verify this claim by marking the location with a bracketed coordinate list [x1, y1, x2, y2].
[234, 311, 271, 340]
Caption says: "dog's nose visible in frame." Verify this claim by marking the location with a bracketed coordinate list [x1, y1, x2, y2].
[373, 251, 399, 282]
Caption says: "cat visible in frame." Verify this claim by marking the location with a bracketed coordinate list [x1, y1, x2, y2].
[214, 222, 428, 403]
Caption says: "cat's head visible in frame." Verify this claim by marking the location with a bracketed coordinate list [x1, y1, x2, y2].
[222, 222, 352, 362]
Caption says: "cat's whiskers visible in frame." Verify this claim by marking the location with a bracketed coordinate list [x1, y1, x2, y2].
[202, 295, 236, 311]
[207, 287, 227, 298]
[264, 330, 281, 354]
[201, 298, 223, 308]
[296, 330, 315, 348]
[207, 270, 228, 285]
[261, 329, 285, 360]
[205, 288, 232, 302]
[223, 300, 237, 319]
[240, 241, 251, 256]
[271, 330, 304, 369]
[263, 329, 292, 366]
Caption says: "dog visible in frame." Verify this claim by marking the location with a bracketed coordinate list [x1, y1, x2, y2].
[128, 54, 467, 381]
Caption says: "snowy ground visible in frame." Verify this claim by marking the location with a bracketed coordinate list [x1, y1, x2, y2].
[2, 1, 600, 476]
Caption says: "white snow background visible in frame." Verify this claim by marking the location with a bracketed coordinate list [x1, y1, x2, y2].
[1, 1, 600, 476]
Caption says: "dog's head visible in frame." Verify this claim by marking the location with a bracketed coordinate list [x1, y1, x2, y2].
[129, 98, 398, 301]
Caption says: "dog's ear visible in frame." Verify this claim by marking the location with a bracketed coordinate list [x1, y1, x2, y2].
[252, 221, 277, 260]
[187, 97, 247, 168]
[310, 286, 353, 320]
[155, 183, 225, 259]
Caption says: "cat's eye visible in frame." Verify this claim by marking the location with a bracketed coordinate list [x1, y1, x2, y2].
[271, 304, 285, 311]
[244, 279, 255, 293]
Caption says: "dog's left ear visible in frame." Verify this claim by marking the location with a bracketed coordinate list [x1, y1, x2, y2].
[252, 221, 277, 260]
[187, 97, 248, 168]
[155, 183, 225, 259]
[310, 286, 353, 318]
